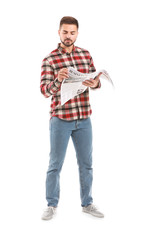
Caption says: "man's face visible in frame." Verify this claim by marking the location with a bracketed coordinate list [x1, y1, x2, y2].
[58, 24, 78, 47]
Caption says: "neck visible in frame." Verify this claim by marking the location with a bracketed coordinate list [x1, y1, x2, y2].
[60, 43, 74, 53]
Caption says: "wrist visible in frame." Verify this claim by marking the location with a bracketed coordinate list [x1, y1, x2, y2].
[57, 77, 63, 83]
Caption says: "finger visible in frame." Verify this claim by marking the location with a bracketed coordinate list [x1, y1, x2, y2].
[59, 73, 69, 79]
[83, 80, 94, 84]
[60, 68, 68, 73]
[98, 72, 102, 77]
[82, 82, 88, 86]
[82, 82, 93, 87]
[94, 74, 102, 80]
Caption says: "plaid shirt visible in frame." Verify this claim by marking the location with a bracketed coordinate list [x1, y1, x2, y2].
[40, 43, 101, 120]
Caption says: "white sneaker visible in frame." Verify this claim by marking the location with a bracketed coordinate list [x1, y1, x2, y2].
[82, 204, 104, 218]
[41, 206, 57, 220]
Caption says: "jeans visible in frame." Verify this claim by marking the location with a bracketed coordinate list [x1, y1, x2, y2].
[46, 116, 93, 207]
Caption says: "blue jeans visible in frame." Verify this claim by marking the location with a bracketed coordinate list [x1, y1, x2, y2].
[46, 117, 93, 207]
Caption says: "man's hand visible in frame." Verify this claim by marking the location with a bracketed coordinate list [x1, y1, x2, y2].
[58, 68, 69, 82]
[82, 72, 102, 88]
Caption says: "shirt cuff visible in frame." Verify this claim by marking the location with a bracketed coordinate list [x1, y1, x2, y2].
[54, 78, 61, 88]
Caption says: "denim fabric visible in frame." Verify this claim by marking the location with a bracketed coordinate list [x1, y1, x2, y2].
[46, 117, 93, 207]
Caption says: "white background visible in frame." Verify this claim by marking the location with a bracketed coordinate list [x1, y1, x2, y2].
[0, 0, 143, 239]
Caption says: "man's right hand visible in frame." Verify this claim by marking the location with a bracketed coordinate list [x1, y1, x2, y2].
[58, 68, 69, 82]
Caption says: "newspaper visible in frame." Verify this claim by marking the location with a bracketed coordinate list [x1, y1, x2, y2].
[61, 67, 113, 105]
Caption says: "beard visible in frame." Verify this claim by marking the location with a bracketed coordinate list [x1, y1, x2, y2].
[61, 38, 75, 47]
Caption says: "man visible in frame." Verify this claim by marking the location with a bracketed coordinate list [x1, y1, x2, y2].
[40, 16, 104, 220]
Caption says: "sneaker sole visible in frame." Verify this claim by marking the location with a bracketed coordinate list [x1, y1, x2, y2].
[41, 216, 53, 220]
[82, 210, 104, 218]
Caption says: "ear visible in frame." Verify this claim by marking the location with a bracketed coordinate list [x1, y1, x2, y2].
[58, 29, 60, 36]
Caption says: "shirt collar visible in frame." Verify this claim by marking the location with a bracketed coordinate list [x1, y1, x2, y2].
[57, 43, 81, 54]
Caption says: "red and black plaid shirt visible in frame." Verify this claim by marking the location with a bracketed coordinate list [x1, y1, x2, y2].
[40, 43, 101, 120]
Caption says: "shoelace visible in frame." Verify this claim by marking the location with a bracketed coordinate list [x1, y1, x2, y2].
[45, 207, 55, 213]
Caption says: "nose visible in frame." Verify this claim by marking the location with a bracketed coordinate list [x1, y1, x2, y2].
[67, 34, 71, 39]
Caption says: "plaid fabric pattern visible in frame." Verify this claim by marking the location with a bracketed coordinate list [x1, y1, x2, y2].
[40, 43, 101, 120]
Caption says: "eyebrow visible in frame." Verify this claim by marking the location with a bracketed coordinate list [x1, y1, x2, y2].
[63, 30, 76, 33]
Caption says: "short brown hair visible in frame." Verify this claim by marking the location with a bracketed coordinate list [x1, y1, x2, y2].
[59, 16, 79, 29]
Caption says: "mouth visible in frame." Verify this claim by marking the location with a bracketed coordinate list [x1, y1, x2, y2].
[62, 39, 74, 47]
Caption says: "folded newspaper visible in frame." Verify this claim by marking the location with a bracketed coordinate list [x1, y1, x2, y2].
[61, 67, 113, 105]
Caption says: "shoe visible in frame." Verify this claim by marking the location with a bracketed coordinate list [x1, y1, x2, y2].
[82, 204, 104, 218]
[41, 206, 57, 220]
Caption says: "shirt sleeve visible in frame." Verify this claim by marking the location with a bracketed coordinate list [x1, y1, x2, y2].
[89, 56, 101, 90]
[40, 58, 61, 98]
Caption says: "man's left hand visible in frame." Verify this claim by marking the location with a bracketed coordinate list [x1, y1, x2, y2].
[82, 72, 102, 88]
